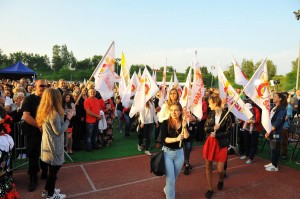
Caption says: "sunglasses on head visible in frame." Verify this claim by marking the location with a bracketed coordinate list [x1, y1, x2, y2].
[39, 85, 48, 88]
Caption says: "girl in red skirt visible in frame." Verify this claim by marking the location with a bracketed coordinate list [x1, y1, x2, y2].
[203, 93, 232, 198]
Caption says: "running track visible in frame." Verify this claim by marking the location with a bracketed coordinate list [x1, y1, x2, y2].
[14, 146, 300, 198]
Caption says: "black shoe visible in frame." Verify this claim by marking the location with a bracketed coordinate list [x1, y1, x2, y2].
[205, 190, 214, 199]
[28, 180, 37, 192]
[282, 155, 287, 161]
[188, 164, 193, 170]
[184, 165, 189, 175]
[224, 172, 228, 179]
[217, 180, 224, 190]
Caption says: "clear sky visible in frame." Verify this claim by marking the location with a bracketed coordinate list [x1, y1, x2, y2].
[0, 0, 299, 75]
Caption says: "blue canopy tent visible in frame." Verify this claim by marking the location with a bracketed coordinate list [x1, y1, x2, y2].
[0, 62, 37, 80]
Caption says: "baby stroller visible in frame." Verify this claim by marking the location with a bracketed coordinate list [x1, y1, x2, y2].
[0, 134, 18, 199]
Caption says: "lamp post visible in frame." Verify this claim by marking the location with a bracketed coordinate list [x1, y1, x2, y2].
[210, 66, 215, 88]
[294, 10, 300, 89]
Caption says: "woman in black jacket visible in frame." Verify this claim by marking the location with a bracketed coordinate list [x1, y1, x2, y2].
[203, 93, 232, 199]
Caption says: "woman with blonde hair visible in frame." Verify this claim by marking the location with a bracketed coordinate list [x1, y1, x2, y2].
[36, 88, 73, 199]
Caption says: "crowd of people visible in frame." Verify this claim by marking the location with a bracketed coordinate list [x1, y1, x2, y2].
[0, 77, 300, 199]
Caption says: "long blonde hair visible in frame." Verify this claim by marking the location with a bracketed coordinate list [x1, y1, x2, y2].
[36, 88, 64, 126]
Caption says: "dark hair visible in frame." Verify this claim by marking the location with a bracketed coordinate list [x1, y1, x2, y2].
[275, 92, 287, 109]
[62, 93, 74, 109]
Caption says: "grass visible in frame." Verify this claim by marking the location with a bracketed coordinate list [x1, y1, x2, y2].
[11, 119, 300, 171]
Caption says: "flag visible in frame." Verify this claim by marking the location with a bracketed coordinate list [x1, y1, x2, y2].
[218, 65, 253, 121]
[190, 51, 204, 120]
[92, 41, 120, 100]
[159, 61, 167, 107]
[152, 70, 157, 83]
[118, 76, 127, 98]
[121, 72, 139, 108]
[173, 71, 183, 95]
[179, 67, 192, 108]
[244, 58, 272, 133]
[165, 76, 173, 101]
[129, 67, 159, 117]
[233, 56, 248, 87]
[120, 52, 130, 85]
[137, 68, 141, 80]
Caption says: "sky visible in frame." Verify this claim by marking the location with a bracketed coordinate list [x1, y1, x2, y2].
[0, 0, 300, 76]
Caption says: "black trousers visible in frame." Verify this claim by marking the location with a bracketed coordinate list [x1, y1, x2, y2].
[44, 163, 61, 196]
[27, 135, 47, 177]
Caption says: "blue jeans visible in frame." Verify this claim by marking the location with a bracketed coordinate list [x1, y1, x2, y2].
[85, 122, 98, 150]
[163, 146, 184, 199]
[183, 139, 193, 165]
[116, 110, 124, 130]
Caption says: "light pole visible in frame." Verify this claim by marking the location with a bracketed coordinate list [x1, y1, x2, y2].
[294, 10, 300, 89]
[210, 66, 215, 88]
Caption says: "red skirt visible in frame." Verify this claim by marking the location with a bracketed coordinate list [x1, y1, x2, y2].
[203, 136, 227, 162]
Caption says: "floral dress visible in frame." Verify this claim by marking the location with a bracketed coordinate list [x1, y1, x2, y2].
[100, 100, 115, 146]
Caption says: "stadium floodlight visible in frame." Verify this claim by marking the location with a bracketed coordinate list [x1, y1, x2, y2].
[294, 10, 300, 20]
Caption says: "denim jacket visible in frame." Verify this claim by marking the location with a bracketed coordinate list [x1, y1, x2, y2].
[271, 106, 287, 142]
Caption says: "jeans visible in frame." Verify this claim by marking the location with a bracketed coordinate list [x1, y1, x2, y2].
[44, 163, 61, 196]
[270, 140, 280, 167]
[85, 122, 98, 150]
[243, 130, 259, 160]
[124, 114, 131, 136]
[116, 110, 124, 130]
[163, 146, 184, 199]
[183, 139, 193, 165]
[143, 123, 153, 150]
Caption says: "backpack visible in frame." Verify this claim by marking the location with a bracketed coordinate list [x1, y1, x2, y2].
[150, 150, 165, 176]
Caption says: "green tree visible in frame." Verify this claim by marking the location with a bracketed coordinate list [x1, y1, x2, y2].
[241, 59, 255, 78]
[52, 45, 63, 71]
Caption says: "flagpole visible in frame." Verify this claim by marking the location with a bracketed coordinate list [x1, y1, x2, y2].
[218, 58, 268, 126]
[296, 42, 300, 90]
[73, 41, 115, 107]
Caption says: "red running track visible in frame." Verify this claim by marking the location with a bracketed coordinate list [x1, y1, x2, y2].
[13, 146, 300, 199]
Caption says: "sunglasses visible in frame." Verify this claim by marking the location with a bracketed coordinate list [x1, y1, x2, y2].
[39, 85, 48, 88]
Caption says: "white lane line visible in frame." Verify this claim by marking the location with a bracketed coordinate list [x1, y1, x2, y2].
[80, 165, 97, 191]
[68, 157, 241, 198]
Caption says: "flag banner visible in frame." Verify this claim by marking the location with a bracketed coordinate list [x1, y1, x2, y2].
[180, 67, 192, 108]
[218, 65, 253, 121]
[233, 56, 248, 87]
[152, 70, 157, 83]
[174, 71, 183, 95]
[137, 68, 141, 80]
[122, 72, 139, 108]
[165, 76, 173, 101]
[244, 58, 272, 133]
[190, 51, 204, 120]
[120, 52, 130, 85]
[159, 61, 168, 107]
[93, 41, 120, 100]
[118, 76, 127, 98]
[129, 67, 159, 117]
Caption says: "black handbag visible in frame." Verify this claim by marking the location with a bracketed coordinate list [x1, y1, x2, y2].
[150, 150, 165, 176]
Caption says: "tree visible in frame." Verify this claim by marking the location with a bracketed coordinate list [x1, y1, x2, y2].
[52, 45, 63, 71]
[254, 59, 277, 80]
[241, 59, 255, 78]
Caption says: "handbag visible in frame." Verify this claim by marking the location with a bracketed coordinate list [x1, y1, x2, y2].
[150, 150, 165, 176]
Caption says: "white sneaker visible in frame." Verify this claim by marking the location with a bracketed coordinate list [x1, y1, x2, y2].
[17, 154, 22, 159]
[240, 155, 247, 160]
[47, 193, 66, 199]
[265, 165, 278, 171]
[137, 144, 142, 151]
[264, 163, 273, 168]
[145, 150, 152, 156]
[42, 189, 61, 198]
[22, 153, 27, 159]
[245, 159, 252, 164]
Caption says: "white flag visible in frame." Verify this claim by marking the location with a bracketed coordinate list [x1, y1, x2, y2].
[129, 67, 159, 117]
[180, 67, 192, 108]
[218, 65, 253, 121]
[118, 76, 127, 98]
[159, 61, 167, 107]
[244, 58, 272, 133]
[165, 76, 173, 101]
[190, 51, 204, 120]
[93, 41, 120, 100]
[233, 56, 249, 87]
[120, 52, 130, 85]
[121, 72, 139, 108]
[173, 71, 183, 95]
